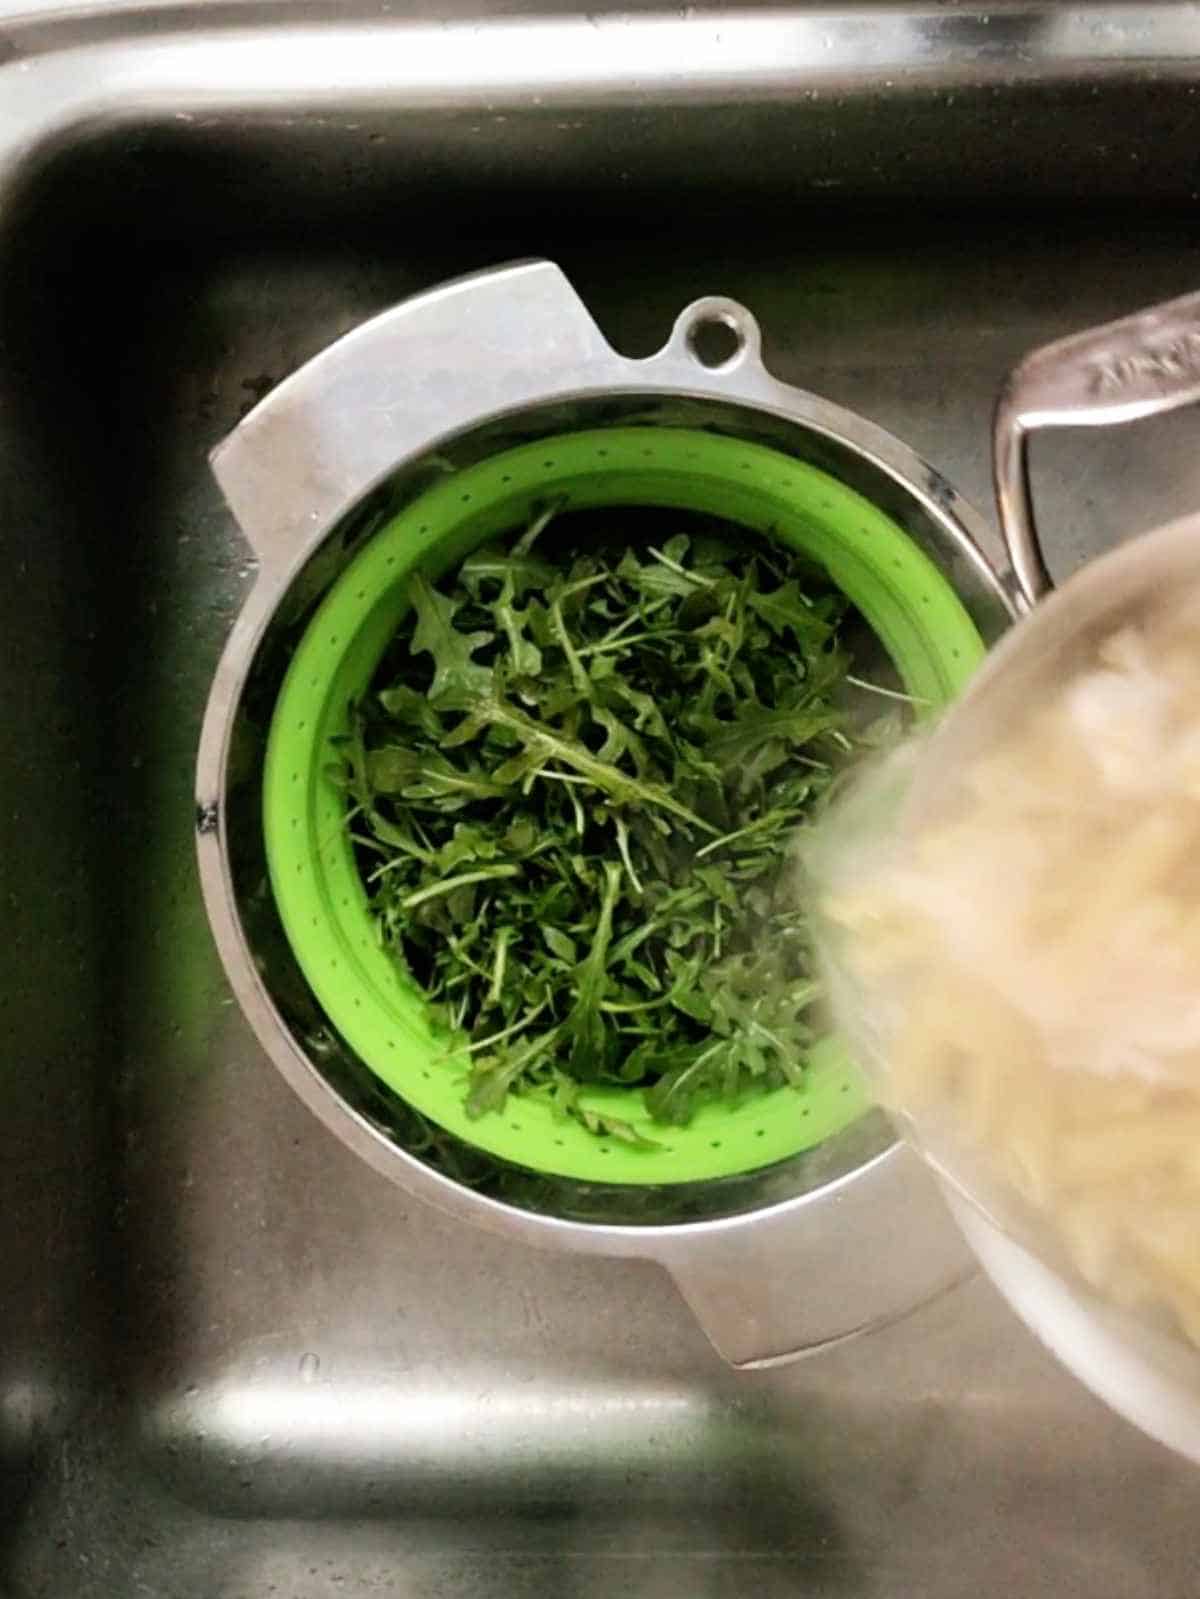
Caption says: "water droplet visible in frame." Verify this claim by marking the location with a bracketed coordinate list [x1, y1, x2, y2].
[299, 1351, 320, 1383]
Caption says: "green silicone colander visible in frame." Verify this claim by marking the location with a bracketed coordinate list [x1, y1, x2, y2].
[263, 426, 985, 1184]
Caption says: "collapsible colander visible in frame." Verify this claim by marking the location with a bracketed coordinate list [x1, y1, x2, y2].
[262, 425, 984, 1184]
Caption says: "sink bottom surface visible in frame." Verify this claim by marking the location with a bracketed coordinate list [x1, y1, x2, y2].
[5, 128, 1200, 1596]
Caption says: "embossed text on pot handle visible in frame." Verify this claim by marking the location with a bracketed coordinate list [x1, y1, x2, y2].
[994, 286, 1200, 610]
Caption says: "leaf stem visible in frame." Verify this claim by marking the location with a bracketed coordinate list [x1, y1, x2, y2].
[694, 810, 789, 860]
[401, 865, 520, 910]
[844, 673, 925, 706]
[647, 546, 716, 587]
[448, 999, 550, 1059]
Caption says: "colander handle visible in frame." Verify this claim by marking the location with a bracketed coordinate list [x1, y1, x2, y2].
[654, 1141, 973, 1367]
[994, 286, 1200, 610]
[209, 259, 615, 577]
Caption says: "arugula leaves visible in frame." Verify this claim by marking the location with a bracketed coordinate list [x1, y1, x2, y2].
[333, 516, 871, 1144]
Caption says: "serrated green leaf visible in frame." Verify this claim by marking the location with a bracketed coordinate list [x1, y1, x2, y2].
[407, 573, 494, 707]
[377, 681, 445, 736]
[575, 1109, 663, 1149]
[748, 580, 833, 643]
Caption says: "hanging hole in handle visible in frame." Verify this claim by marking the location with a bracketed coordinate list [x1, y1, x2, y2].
[688, 313, 745, 370]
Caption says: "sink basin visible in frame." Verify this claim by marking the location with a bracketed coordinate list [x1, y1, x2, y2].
[7, 4, 1200, 1594]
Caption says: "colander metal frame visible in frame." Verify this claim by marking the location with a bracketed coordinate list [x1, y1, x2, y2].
[196, 260, 1020, 1367]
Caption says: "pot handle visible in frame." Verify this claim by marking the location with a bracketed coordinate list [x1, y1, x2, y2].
[995, 287, 1200, 612]
[653, 1141, 973, 1368]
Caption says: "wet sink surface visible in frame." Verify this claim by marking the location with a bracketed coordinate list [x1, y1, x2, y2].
[6, 6, 1200, 1595]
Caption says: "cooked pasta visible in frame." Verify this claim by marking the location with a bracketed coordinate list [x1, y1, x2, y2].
[813, 591, 1200, 1347]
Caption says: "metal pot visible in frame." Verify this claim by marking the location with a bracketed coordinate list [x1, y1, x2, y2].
[920, 287, 1200, 1458]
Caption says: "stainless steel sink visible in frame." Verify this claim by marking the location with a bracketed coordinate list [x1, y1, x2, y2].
[7, 5, 1200, 1594]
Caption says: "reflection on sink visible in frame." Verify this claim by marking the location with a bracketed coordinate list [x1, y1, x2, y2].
[7, 5, 1200, 1595]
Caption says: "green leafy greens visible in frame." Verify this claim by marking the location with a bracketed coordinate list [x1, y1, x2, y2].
[332, 513, 869, 1145]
